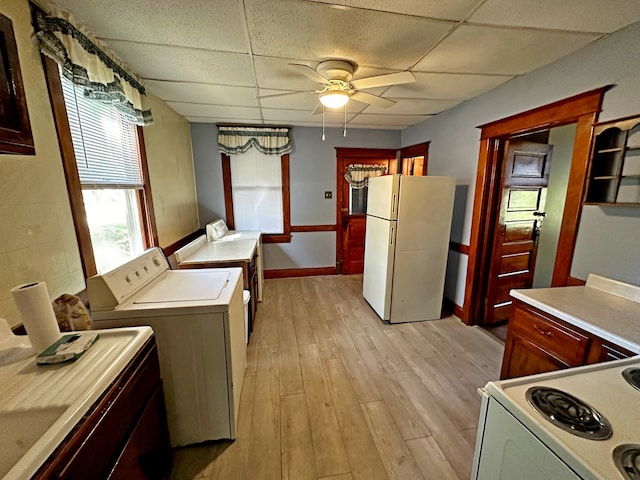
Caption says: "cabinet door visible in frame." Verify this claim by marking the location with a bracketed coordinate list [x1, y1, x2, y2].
[501, 332, 571, 379]
[108, 384, 172, 479]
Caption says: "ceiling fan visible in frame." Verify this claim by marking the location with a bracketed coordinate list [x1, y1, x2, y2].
[260, 60, 415, 110]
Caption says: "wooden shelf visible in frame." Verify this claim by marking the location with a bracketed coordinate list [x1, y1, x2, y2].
[585, 114, 640, 206]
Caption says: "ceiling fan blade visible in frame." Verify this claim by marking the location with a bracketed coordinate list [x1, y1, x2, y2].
[289, 63, 330, 85]
[350, 71, 415, 90]
[351, 91, 396, 108]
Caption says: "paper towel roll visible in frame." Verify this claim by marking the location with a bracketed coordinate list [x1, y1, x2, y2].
[11, 282, 61, 352]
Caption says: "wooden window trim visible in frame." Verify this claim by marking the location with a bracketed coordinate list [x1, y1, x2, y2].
[462, 86, 609, 325]
[221, 152, 291, 243]
[0, 13, 34, 154]
[41, 55, 158, 278]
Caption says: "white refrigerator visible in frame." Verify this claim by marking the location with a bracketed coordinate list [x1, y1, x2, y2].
[362, 174, 455, 323]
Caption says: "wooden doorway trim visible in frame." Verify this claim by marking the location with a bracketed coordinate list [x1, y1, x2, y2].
[335, 147, 397, 273]
[463, 86, 610, 326]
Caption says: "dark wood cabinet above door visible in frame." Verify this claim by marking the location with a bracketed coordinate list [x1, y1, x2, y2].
[0, 13, 34, 155]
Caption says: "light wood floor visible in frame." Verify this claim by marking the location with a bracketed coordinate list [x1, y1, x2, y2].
[170, 275, 504, 480]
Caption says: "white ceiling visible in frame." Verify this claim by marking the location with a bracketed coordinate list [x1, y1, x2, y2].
[51, 0, 640, 130]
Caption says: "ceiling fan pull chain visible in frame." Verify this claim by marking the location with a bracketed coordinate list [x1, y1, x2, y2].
[343, 103, 347, 137]
[322, 104, 326, 141]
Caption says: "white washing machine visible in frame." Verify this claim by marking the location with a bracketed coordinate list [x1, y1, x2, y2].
[87, 248, 246, 447]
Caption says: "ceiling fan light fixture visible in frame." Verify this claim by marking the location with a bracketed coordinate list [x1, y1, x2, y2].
[319, 90, 350, 108]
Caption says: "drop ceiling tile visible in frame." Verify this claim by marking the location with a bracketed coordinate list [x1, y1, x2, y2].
[167, 102, 261, 119]
[305, 0, 484, 21]
[414, 24, 601, 75]
[384, 72, 512, 100]
[244, 0, 454, 69]
[469, 0, 640, 33]
[107, 41, 254, 85]
[262, 109, 357, 124]
[145, 81, 259, 106]
[350, 113, 430, 126]
[360, 98, 462, 115]
[55, 0, 248, 51]
[187, 117, 263, 124]
[258, 90, 320, 110]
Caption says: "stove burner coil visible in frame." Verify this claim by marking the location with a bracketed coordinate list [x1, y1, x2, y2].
[613, 444, 640, 480]
[525, 386, 612, 440]
[623, 368, 640, 391]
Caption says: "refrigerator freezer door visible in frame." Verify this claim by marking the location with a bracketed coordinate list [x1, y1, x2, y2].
[366, 174, 400, 221]
[362, 215, 396, 320]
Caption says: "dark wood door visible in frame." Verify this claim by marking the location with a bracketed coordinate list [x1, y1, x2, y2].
[484, 141, 553, 324]
[336, 148, 396, 275]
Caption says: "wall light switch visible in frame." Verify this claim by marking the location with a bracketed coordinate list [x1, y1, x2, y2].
[324, 191, 332, 199]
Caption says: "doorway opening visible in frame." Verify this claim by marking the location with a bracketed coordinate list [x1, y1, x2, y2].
[463, 87, 609, 327]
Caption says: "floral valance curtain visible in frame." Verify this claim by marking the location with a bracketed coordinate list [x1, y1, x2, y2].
[218, 126, 292, 156]
[344, 164, 388, 189]
[32, 6, 152, 126]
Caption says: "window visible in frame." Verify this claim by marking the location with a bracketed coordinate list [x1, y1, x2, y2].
[221, 152, 291, 243]
[43, 57, 157, 277]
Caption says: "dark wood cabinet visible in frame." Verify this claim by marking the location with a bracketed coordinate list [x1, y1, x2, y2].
[0, 13, 35, 154]
[585, 114, 640, 206]
[34, 336, 171, 479]
[501, 299, 635, 379]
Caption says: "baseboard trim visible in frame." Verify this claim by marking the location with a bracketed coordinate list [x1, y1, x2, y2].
[443, 297, 466, 322]
[264, 267, 336, 279]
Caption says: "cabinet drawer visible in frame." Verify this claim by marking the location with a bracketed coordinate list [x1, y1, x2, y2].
[510, 306, 590, 366]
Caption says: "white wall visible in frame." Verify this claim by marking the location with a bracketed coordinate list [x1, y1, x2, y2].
[0, 0, 84, 326]
[402, 21, 640, 305]
[143, 94, 199, 246]
[532, 124, 576, 288]
[191, 124, 400, 270]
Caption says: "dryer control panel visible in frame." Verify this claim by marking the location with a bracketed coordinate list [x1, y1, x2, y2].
[87, 248, 169, 311]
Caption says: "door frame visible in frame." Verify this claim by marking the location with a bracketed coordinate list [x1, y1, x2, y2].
[463, 86, 610, 326]
[335, 147, 397, 274]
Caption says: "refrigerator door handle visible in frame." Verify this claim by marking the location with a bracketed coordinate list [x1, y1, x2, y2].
[391, 193, 397, 216]
[390, 225, 395, 247]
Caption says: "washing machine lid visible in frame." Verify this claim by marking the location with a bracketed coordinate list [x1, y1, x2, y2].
[133, 270, 231, 304]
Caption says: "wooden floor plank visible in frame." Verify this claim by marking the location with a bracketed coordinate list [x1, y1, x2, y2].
[394, 369, 475, 480]
[245, 345, 281, 479]
[324, 357, 387, 480]
[280, 393, 317, 480]
[298, 343, 350, 478]
[351, 332, 431, 441]
[361, 401, 424, 479]
[406, 436, 460, 480]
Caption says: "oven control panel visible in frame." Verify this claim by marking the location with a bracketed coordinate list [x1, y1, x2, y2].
[87, 248, 169, 311]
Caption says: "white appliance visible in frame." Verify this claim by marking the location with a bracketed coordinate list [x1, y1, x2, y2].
[87, 248, 246, 447]
[362, 174, 455, 323]
[472, 356, 640, 480]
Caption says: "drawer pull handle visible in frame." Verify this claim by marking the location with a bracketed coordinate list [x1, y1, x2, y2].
[533, 324, 552, 337]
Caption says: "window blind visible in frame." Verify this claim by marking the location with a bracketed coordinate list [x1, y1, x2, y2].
[60, 72, 142, 188]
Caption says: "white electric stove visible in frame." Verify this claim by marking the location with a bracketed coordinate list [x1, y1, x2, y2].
[87, 248, 246, 447]
[473, 356, 640, 480]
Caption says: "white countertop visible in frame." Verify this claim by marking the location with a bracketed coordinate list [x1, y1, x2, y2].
[510, 275, 640, 354]
[175, 233, 259, 265]
[0, 324, 153, 479]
